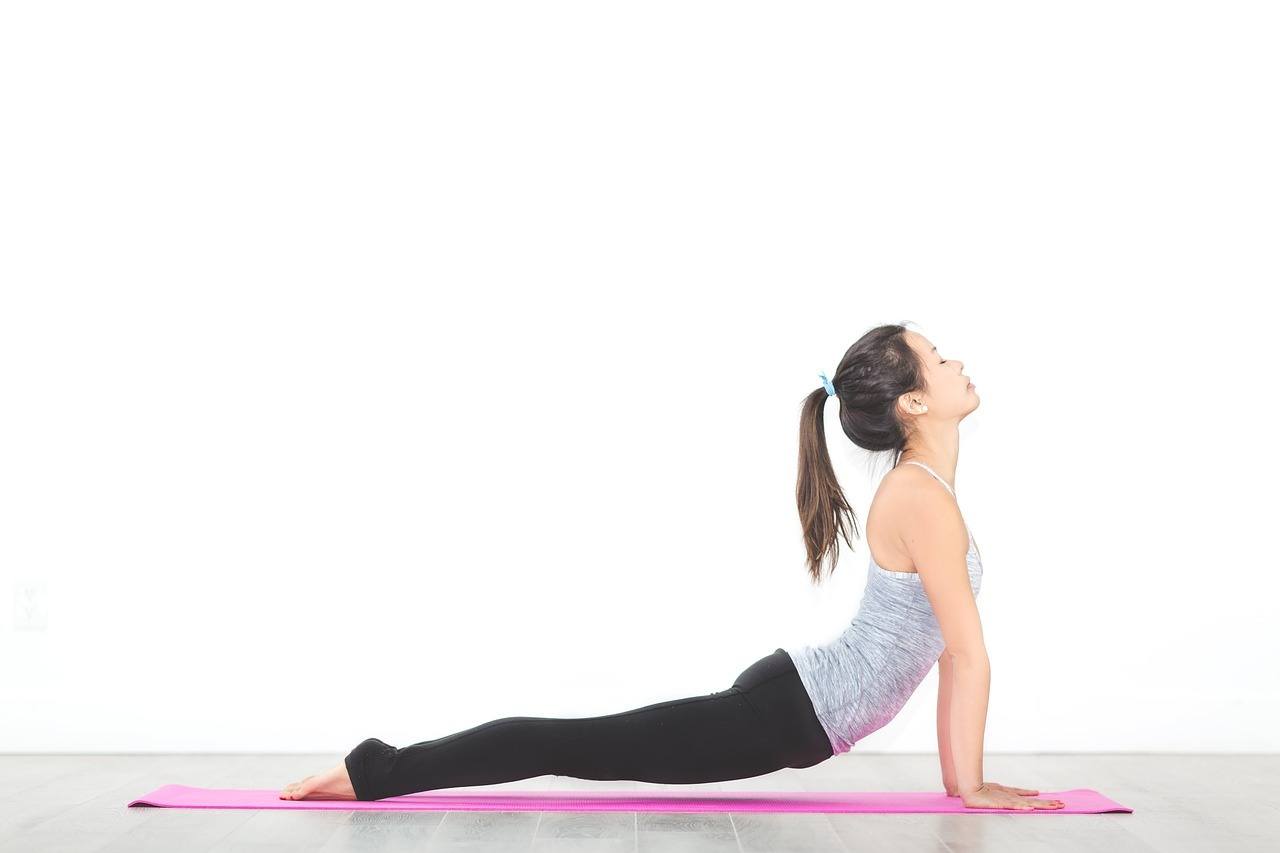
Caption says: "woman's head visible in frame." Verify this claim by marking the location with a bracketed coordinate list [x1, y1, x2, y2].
[796, 322, 978, 583]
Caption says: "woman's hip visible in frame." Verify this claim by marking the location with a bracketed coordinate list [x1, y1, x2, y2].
[731, 648, 833, 769]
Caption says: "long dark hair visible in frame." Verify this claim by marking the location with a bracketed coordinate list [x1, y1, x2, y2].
[796, 322, 928, 584]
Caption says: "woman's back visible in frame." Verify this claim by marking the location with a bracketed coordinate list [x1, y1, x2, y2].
[784, 460, 984, 754]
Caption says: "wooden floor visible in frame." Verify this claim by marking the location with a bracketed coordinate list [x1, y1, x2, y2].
[0, 753, 1274, 852]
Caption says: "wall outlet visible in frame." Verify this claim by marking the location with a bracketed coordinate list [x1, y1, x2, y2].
[15, 581, 48, 631]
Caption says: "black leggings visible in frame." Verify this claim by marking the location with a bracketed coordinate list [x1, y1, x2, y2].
[343, 648, 834, 801]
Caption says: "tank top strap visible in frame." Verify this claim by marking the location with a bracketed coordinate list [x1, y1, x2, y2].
[900, 460, 956, 498]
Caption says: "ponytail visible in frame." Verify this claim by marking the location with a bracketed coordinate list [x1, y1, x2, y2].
[796, 385, 859, 584]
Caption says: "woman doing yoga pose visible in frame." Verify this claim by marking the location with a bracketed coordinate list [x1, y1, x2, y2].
[280, 323, 1064, 811]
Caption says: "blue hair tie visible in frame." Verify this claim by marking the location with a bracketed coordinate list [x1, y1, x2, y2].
[818, 370, 836, 397]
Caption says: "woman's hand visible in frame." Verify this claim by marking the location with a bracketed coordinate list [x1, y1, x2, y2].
[960, 783, 1064, 810]
[945, 781, 1049, 798]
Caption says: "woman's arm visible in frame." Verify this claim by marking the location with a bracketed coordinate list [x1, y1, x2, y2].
[936, 650, 959, 795]
[906, 483, 989, 796]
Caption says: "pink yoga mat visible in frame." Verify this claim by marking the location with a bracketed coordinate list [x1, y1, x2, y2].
[128, 785, 1132, 814]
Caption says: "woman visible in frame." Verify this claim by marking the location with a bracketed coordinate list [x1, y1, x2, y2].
[280, 323, 1064, 811]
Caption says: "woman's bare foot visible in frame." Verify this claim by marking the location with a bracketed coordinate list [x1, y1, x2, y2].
[279, 761, 356, 800]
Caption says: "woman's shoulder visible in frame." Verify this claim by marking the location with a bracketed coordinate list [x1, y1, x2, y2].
[867, 466, 927, 538]
[869, 465, 966, 544]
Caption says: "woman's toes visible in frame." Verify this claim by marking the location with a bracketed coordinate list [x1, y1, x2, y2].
[279, 775, 314, 800]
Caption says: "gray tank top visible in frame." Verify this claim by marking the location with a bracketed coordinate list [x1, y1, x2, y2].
[785, 460, 984, 755]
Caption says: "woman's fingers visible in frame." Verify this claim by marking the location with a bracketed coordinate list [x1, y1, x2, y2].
[1024, 797, 1065, 808]
[989, 782, 1039, 796]
[989, 781, 1067, 806]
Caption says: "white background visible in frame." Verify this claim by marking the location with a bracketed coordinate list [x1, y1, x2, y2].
[2, 1, 1276, 755]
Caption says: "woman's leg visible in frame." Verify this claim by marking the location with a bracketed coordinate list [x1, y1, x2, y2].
[345, 648, 833, 801]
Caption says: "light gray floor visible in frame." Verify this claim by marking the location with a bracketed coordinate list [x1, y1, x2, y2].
[0, 753, 1275, 852]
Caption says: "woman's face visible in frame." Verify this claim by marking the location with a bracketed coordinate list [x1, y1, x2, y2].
[903, 330, 979, 418]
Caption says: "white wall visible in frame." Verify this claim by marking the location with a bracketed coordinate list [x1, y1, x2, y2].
[2, 1, 1276, 755]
